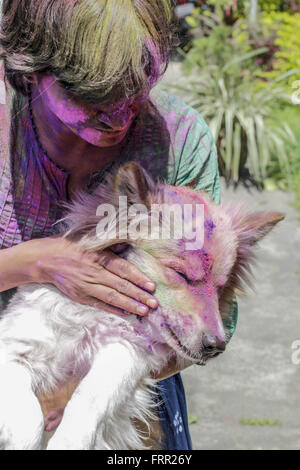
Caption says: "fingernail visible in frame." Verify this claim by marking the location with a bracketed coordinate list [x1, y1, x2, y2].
[146, 298, 158, 309]
[138, 305, 149, 314]
[145, 281, 156, 291]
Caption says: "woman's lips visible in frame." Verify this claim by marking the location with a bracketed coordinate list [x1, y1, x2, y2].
[102, 129, 127, 139]
[91, 124, 129, 135]
[94, 126, 130, 139]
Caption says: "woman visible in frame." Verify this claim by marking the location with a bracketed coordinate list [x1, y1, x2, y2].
[0, 0, 237, 449]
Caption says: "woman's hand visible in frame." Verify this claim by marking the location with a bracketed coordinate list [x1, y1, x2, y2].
[31, 236, 158, 317]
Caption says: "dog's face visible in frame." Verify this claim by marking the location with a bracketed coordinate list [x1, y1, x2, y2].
[63, 162, 284, 364]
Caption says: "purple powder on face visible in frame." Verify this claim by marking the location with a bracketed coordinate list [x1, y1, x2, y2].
[205, 219, 216, 239]
[200, 249, 213, 279]
[148, 344, 153, 352]
[206, 287, 213, 297]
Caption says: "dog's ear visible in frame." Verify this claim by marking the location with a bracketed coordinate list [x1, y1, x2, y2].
[113, 162, 156, 209]
[234, 211, 285, 246]
[229, 210, 284, 293]
[219, 211, 284, 322]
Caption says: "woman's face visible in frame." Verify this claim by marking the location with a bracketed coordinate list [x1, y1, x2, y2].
[34, 75, 145, 147]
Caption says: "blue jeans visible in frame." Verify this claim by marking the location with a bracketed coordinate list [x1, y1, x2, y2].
[156, 374, 192, 450]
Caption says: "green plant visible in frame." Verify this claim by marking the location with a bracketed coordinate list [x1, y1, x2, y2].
[259, 12, 300, 85]
[185, 5, 240, 55]
[188, 413, 199, 425]
[182, 24, 250, 73]
[258, 0, 300, 12]
[265, 105, 300, 217]
[258, 0, 284, 12]
[206, 0, 239, 20]
[173, 51, 293, 182]
[176, 2, 299, 186]
[241, 418, 280, 425]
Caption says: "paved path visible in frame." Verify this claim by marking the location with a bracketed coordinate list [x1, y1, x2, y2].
[159, 63, 300, 450]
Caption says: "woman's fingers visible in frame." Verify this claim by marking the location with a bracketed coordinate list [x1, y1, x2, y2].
[86, 284, 155, 316]
[83, 296, 133, 317]
[44, 241, 159, 317]
[97, 250, 156, 292]
[89, 267, 158, 310]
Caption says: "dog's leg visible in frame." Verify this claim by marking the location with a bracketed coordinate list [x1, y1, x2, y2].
[0, 362, 44, 450]
[47, 342, 147, 450]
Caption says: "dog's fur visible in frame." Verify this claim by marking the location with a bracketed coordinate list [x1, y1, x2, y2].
[0, 162, 283, 450]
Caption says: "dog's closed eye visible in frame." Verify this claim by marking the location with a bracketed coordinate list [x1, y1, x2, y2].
[175, 271, 190, 284]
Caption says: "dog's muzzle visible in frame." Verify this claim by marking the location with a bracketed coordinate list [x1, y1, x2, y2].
[202, 333, 226, 358]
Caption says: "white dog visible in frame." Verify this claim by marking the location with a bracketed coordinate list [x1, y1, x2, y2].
[0, 162, 283, 450]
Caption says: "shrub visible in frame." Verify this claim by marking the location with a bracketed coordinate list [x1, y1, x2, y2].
[258, 0, 284, 12]
[182, 23, 250, 72]
[265, 105, 300, 217]
[177, 2, 298, 184]
[259, 12, 300, 85]
[172, 51, 293, 182]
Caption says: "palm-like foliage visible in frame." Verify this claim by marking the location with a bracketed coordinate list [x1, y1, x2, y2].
[171, 51, 295, 182]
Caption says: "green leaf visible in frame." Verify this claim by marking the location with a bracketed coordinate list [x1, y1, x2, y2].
[232, 122, 241, 182]
[225, 108, 234, 178]
[263, 178, 278, 191]
[188, 413, 199, 425]
[185, 16, 199, 29]
[222, 47, 269, 73]
[209, 109, 224, 142]
[241, 418, 280, 426]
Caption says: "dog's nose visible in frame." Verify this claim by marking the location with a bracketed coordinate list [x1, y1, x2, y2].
[202, 333, 226, 353]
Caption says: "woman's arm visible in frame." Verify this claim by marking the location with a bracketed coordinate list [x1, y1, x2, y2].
[0, 239, 43, 292]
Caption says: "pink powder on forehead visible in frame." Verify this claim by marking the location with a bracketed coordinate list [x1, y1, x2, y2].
[181, 248, 214, 281]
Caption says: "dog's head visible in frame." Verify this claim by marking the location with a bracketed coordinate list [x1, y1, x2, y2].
[62, 162, 284, 364]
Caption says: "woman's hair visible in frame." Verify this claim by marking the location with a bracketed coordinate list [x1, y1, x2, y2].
[0, 0, 175, 104]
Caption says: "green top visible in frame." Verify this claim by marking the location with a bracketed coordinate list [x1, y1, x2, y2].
[0, 77, 237, 340]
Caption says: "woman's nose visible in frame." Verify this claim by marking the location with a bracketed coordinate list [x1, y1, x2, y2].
[97, 106, 135, 131]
